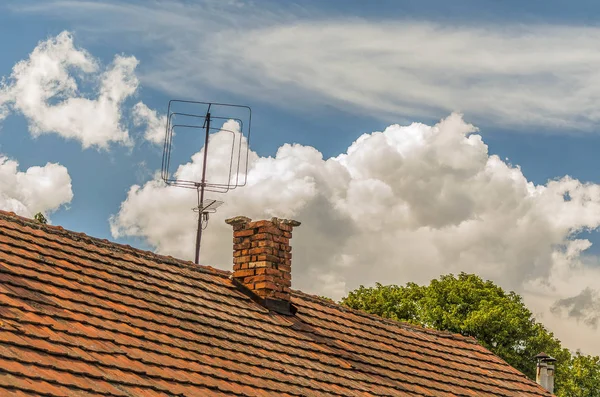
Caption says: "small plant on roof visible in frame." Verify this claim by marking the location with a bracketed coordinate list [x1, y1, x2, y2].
[34, 212, 48, 225]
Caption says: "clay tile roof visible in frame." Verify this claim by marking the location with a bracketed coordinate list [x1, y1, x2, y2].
[0, 210, 554, 396]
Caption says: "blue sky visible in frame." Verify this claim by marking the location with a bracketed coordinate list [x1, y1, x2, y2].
[3, 0, 600, 353]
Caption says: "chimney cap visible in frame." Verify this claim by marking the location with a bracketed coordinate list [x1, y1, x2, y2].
[225, 216, 252, 226]
[271, 217, 301, 227]
[534, 352, 557, 363]
[225, 216, 301, 227]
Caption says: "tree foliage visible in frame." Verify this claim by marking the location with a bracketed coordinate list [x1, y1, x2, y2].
[341, 273, 580, 393]
[559, 353, 600, 397]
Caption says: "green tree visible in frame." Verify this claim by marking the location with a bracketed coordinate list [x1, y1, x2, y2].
[341, 273, 570, 390]
[557, 353, 600, 397]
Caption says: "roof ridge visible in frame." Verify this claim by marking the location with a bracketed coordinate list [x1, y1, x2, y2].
[0, 210, 230, 278]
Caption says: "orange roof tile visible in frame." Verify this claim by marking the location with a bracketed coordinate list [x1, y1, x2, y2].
[0, 210, 553, 396]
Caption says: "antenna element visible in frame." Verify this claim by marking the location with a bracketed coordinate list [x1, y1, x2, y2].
[161, 100, 252, 264]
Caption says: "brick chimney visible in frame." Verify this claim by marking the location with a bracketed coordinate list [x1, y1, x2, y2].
[225, 216, 300, 314]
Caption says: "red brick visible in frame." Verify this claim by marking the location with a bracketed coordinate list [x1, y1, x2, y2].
[258, 226, 282, 236]
[272, 278, 289, 288]
[278, 264, 291, 273]
[247, 261, 272, 268]
[243, 275, 276, 285]
[248, 247, 267, 255]
[254, 281, 278, 291]
[278, 223, 293, 232]
[255, 267, 281, 276]
[258, 240, 279, 248]
[233, 229, 254, 237]
[251, 233, 272, 241]
[233, 241, 251, 250]
[247, 220, 271, 229]
[232, 223, 247, 231]
[232, 269, 255, 278]
[273, 236, 289, 244]
[256, 254, 280, 262]
[233, 255, 251, 264]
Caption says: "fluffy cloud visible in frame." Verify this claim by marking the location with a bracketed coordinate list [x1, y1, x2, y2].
[111, 113, 600, 352]
[0, 31, 139, 149]
[0, 155, 73, 218]
[132, 102, 167, 145]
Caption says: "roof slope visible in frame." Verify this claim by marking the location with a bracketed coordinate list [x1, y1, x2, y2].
[0, 210, 552, 397]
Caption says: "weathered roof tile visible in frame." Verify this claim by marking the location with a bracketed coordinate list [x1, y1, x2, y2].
[0, 210, 552, 396]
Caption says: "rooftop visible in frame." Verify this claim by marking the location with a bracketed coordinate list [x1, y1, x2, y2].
[0, 210, 552, 396]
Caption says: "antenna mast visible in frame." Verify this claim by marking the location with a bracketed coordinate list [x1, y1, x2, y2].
[161, 100, 252, 264]
[195, 106, 211, 264]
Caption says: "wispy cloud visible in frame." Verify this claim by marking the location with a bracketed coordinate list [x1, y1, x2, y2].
[14, 1, 600, 131]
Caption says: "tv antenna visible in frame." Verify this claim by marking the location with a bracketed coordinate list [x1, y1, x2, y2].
[161, 100, 252, 264]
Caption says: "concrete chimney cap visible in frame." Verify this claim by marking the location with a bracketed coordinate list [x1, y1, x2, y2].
[225, 216, 300, 227]
[271, 217, 301, 227]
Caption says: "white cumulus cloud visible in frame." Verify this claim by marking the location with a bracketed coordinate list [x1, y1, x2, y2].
[132, 102, 167, 145]
[0, 31, 139, 149]
[0, 155, 73, 218]
[110, 113, 600, 353]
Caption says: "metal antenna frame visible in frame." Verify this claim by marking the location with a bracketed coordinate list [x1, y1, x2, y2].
[161, 100, 252, 264]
